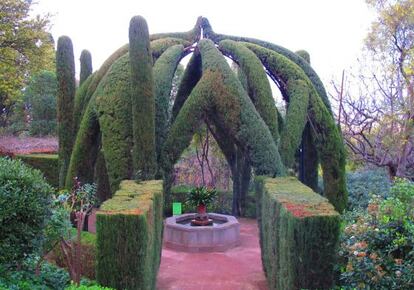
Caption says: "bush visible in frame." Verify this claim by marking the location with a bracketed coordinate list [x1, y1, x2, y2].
[346, 168, 391, 210]
[0, 157, 53, 266]
[65, 284, 114, 290]
[16, 154, 59, 188]
[0, 260, 70, 290]
[338, 179, 414, 289]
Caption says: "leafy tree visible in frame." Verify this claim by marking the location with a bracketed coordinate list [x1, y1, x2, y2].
[0, 0, 55, 126]
[332, 0, 414, 179]
[24, 70, 57, 136]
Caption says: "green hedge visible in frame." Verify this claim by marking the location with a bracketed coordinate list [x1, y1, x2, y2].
[96, 180, 163, 290]
[255, 176, 340, 290]
[16, 154, 59, 187]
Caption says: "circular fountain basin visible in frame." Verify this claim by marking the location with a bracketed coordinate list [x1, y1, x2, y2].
[164, 213, 240, 252]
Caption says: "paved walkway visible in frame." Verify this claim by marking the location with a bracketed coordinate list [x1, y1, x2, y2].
[157, 218, 268, 290]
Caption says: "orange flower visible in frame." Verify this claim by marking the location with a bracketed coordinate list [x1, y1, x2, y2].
[395, 259, 403, 265]
[370, 253, 378, 260]
[357, 252, 366, 257]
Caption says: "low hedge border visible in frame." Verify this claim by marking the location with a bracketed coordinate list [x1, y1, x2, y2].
[255, 176, 340, 290]
[15, 154, 59, 187]
[96, 180, 163, 290]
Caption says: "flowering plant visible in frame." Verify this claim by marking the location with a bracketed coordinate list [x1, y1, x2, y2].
[338, 179, 414, 289]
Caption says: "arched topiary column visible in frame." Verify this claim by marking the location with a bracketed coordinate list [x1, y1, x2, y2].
[162, 39, 282, 180]
[295, 50, 319, 191]
[245, 43, 347, 212]
[129, 16, 156, 179]
[201, 18, 333, 114]
[153, 44, 185, 171]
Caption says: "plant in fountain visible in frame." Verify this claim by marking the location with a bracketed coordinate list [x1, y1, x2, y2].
[186, 186, 217, 226]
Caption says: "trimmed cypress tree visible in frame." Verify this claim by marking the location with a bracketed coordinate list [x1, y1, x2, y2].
[245, 43, 347, 212]
[162, 39, 283, 177]
[79, 49, 92, 86]
[153, 45, 184, 169]
[56, 36, 76, 188]
[129, 15, 156, 179]
[295, 50, 319, 191]
[201, 17, 333, 114]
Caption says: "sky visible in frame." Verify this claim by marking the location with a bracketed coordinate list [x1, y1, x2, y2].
[31, 0, 376, 86]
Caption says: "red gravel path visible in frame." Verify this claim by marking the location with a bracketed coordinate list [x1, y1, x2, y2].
[0, 136, 58, 156]
[157, 218, 268, 290]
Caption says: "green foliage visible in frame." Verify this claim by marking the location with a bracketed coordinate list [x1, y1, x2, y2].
[66, 100, 100, 189]
[72, 72, 96, 136]
[185, 186, 217, 207]
[201, 17, 333, 114]
[300, 123, 319, 191]
[0, 157, 53, 266]
[218, 40, 280, 147]
[171, 51, 202, 122]
[95, 54, 133, 192]
[338, 179, 414, 289]
[346, 168, 390, 210]
[96, 180, 163, 290]
[150, 16, 202, 43]
[16, 154, 59, 187]
[65, 284, 114, 290]
[79, 50, 92, 87]
[129, 15, 156, 179]
[255, 176, 340, 290]
[246, 42, 347, 212]
[24, 70, 57, 136]
[153, 44, 184, 168]
[295, 49, 310, 63]
[0, 260, 70, 290]
[163, 39, 283, 178]
[0, 0, 55, 127]
[56, 36, 76, 188]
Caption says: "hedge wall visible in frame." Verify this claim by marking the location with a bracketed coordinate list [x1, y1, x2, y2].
[255, 176, 340, 290]
[96, 180, 163, 290]
[16, 154, 59, 187]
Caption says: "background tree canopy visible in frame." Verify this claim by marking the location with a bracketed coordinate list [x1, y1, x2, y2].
[0, 0, 55, 126]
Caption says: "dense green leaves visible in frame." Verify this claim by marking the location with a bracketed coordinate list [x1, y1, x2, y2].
[79, 50, 93, 86]
[23, 70, 57, 136]
[56, 36, 76, 188]
[129, 15, 156, 179]
[0, 157, 53, 266]
[0, 0, 55, 126]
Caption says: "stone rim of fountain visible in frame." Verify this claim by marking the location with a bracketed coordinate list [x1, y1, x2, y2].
[164, 213, 240, 252]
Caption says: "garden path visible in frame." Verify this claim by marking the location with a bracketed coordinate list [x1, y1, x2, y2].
[157, 218, 268, 290]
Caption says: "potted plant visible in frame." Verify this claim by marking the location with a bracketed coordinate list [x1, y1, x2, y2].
[186, 186, 217, 215]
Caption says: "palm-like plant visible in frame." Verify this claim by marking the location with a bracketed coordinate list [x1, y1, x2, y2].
[186, 186, 217, 207]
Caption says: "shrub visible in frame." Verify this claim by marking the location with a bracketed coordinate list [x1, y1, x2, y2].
[65, 284, 114, 290]
[346, 168, 390, 210]
[16, 154, 59, 188]
[0, 259, 70, 290]
[338, 179, 414, 289]
[0, 157, 53, 266]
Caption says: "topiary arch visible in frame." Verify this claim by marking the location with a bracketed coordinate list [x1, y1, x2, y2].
[58, 16, 346, 289]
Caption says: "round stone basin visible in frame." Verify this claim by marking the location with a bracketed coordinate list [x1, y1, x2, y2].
[164, 213, 240, 252]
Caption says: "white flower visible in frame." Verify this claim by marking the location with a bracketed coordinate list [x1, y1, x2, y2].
[353, 251, 359, 256]
[395, 270, 402, 277]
